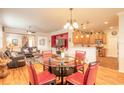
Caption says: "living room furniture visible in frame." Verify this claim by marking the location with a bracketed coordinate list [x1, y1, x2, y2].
[21, 47, 33, 58]
[66, 62, 99, 85]
[0, 63, 9, 79]
[21, 47, 40, 58]
[27, 62, 56, 85]
[5, 50, 26, 68]
[7, 54, 26, 68]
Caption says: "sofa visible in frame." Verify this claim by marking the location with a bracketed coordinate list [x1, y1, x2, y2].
[5, 50, 26, 68]
[21, 47, 40, 58]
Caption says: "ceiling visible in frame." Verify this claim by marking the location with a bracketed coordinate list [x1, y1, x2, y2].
[0, 8, 124, 33]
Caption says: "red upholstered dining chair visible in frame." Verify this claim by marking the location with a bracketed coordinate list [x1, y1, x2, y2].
[75, 50, 86, 72]
[42, 50, 52, 71]
[27, 62, 56, 85]
[66, 62, 99, 85]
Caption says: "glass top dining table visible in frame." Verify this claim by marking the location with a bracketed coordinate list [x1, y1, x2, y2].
[40, 55, 81, 85]
[41, 56, 75, 66]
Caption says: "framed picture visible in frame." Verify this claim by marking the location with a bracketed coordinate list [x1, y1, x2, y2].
[12, 39, 18, 46]
[38, 36, 48, 50]
[39, 38, 45, 46]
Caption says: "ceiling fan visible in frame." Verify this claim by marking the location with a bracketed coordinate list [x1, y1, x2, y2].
[26, 26, 36, 34]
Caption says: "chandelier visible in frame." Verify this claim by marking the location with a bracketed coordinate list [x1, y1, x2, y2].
[64, 8, 79, 30]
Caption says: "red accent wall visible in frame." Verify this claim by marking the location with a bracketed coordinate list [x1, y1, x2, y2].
[51, 33, 68, 48]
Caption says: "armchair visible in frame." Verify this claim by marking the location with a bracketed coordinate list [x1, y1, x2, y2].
[5, 50, 26, 68]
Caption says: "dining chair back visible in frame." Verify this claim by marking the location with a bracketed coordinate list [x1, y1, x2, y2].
[75, 50, 86, 61]
[42, 50, 52, 58]
[42, 50, 52, 70]
[27, 61, 56, 85]
[27, 62, 38, 85]
[83, 62, 99, 85]
[75, 50, 86, 72]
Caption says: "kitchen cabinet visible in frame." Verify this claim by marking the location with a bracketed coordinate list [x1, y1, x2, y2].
[90, 34, 96, 44]
[73, 31, 107, 45]
[102, 33, 106, 44]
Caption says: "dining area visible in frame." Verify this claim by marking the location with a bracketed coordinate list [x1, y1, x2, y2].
[1, 8, 124, 86]
[0, 3, 124, 93]
[26, 49, 99, 85]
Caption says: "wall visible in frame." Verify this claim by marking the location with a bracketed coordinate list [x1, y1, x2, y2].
[6, 33, 23, 51]
[5, 27, 36, 51]
[118, 12, 124, 73]
[35, 32, 50, 51]
[105, 29, 118, 58]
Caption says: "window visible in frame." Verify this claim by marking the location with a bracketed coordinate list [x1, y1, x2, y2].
[28, 36, 35, 47]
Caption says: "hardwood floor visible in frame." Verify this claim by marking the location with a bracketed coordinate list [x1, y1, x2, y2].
[0, 63, 124, 85]
[97, 57, 118, 70]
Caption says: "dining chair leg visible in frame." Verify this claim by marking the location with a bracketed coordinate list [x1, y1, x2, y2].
[82, 66, 84, 73]
[65, 81, 68, 85]
[29, 82, 31, 85]
[51, 80, 56, 85]
[65, 81, 72, 85]
[56, 76, 60, 81]
[79, 66, 84, 73]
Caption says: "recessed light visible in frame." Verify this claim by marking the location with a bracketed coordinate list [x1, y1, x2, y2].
[104, 21, 108, 25]
[76, 36, 78, 39]
[83, 26, 86, 29]
[81, 35, 84, 38]
[109, 26, 113, 29]
[86, 34, 89, 37]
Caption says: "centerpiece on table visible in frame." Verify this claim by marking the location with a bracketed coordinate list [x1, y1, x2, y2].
[60, 47, 65, 65]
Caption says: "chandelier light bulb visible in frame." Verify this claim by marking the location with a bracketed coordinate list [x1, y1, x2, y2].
[66, 22, 70, 27]
[73, 22, 78, 28]
[64, 8, 79, 30]
[64, 25, 67, 29]
[69, 25, 74, 30]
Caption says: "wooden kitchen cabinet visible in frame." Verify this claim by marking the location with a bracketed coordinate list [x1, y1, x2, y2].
[98, 48, 106, 57]
[73, 31, 80, 45]
[84, 35, 90, 44]
[73, 31, 107, 45]
[80, 35, 85, 44]
[90, 34, 96, 44]
[102, 33, 106, 44]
